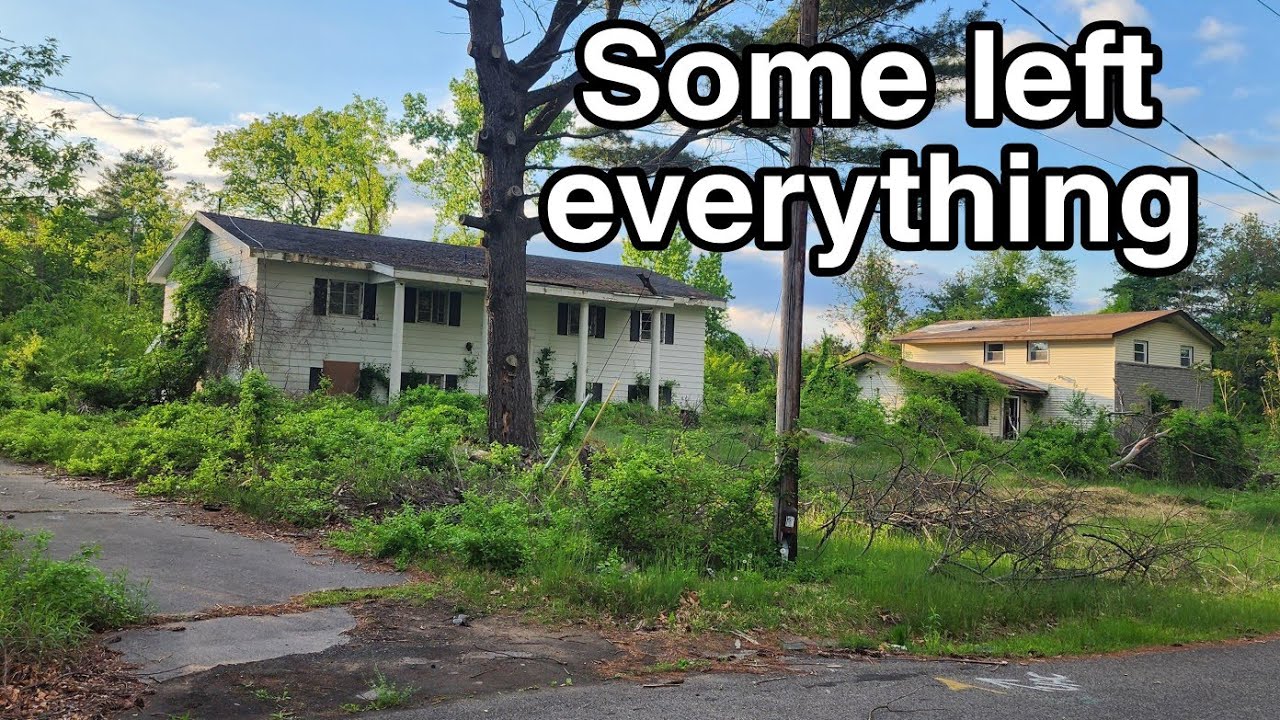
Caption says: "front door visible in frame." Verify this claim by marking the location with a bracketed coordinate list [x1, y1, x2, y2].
[1003, 397, 1020, 440]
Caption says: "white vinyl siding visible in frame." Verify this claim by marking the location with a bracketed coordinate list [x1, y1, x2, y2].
[242, 260, 708, 407]
[530, 299, 706, 407]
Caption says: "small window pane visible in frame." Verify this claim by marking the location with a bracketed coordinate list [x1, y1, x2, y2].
[985, 343, 1004, 363]
[640, 311, 653, 341]
[1180, 346, 1193, 368]
[1028, 341, 1049, 362]
[432, 291, 447, 324]
[1134, 342, 1148, 363]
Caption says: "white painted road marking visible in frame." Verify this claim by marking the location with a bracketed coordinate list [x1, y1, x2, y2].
[976, 672, 1081, 693]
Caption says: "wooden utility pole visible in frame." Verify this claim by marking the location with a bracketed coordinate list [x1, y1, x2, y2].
[774, 0, 819, 562]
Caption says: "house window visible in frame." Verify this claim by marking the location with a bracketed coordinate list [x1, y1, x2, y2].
[1180, 345, 1194, 368]
[328, 280, 363, 317]
[984, 342, 1005, 363]
[960, 394, 990, 427]
[1134, 341, 1149, 364]
[1028, 341, 1049, 363]
[631, 310, 653, 341]
[417, 290, 450, 325]
[400, 372, 459, 391]
[557, 304, 606, 338]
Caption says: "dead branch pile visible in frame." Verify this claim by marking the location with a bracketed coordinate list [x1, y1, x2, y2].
[812, 433, 1225, 584]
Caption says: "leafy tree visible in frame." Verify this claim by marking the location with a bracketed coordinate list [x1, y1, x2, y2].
[1104, 217, 1215, 315]
[620, 231, 739, 351]
[207, 98, 399, 231]
[827, 245, 915, 353]
[921, 250, 1076, 322]
[456, 0, 980, 448]
[400, 71, 567, 245]
[0, 35, 97, 217]
[90, 148, 185, 306]
[1205, 215, 1280, 397]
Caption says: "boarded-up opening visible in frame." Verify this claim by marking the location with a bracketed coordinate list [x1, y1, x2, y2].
[321, 360, 361, 395]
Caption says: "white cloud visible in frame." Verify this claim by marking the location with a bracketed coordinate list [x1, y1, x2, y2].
[1064, 0, 1148, 26]
[727, 304, 835, 348]
[1197, 17, 1245, 63]
[25, 91, 233, 188]
[1152, 83, 1201, 104]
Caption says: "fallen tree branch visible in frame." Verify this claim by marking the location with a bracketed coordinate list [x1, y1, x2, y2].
[1110, 430, 1171, 471]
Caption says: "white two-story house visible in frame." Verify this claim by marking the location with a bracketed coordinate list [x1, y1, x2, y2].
[847, 310, 1222, 438]
[147, 213, 725, 408]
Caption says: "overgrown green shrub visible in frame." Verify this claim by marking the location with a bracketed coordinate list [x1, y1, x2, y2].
[586, 438, 771, 567]
[331, 505, 438, 571]
[1008, 419, 1117, 479]
[0, 527, 147, 672]
[1158, 410, 1254, 487]
[430, 494, 532, 573]
[895, 395, 990, 452]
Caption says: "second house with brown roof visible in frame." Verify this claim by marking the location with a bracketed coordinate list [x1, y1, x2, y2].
[847, 310, 1222, 439]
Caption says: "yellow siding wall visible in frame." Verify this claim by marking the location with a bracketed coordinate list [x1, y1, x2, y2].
[1114, 320, 1213, 369]
[900, 339, 1118, 419]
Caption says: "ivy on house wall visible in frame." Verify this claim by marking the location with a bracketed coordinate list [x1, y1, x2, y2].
[67, 228, 232, 408]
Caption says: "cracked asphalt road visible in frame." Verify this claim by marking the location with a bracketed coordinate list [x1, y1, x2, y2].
[0, 460, 401, 614]
[368, 638, 1280, 720]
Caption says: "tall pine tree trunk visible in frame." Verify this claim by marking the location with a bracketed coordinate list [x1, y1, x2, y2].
[469, 0, 538, 450]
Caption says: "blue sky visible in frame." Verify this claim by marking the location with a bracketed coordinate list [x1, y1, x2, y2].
[5, 0, 1280, 346]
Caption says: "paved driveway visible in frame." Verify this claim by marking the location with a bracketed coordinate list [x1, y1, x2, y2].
[0, 461, 401, 614]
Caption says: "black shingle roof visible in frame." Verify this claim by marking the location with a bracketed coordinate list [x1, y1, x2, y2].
[197, 213, 722, 302]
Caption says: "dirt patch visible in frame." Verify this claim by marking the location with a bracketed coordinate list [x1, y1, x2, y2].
[1, 644, 149, 720]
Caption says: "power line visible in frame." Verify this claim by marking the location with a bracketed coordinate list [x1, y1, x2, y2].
[1029, 127, 1249, 215]
[868, 13, 1264, 218]
[1255, 0, 1280, 20]
[1008, 0, 1280, 208]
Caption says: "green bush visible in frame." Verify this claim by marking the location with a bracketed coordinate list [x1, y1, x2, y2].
[431, 495, 532, 573]
[331, 505, 438, 571]
[1008, 419, 1117, 479]
[586, 438, 771, 568]
[0, 526, 147, 669]
[1158, 410, 1254, 488]
[895, 395, 986, 449]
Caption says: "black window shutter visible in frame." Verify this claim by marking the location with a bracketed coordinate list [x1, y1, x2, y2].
[313, 279, 329, 316]
[404, 287, 418, 323]
[660, 385, 672, 406]
[445, 374, 459, 391]
[663, 313, 675, 345]
[630, 310, 641, 342]
[557, 303, 569, 335]
[592, 305, 606, 338]
[448, 291, 462, 326]
[308, 367, 323, 391]
[362, 283, 377, 320]
[590, 383, 602, 402]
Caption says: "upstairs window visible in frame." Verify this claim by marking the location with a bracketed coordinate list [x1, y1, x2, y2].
[984, 342, 1005, 363]
[630, 310, 653, 341]
[1134, 340, 1149, 364]
[1028, 341, 1050, 363]
[557, 303, 606, 338]
[328, 280, 363, 317]
[417, 289, 450, 325]
[1180, 345, 1194, 368]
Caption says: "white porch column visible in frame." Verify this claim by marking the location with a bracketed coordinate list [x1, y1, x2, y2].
[649, 312, 660, 409]
[389, 281, 405, 400]
[576, 301, 589, 402]
[478, 299, 489, 395]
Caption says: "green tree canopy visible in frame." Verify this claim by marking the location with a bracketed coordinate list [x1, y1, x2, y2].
[400, 70, 568, 245]
[827, 245, 916, 353]
[207, 98, 400, 232]
[920, 250, 1077, 322]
